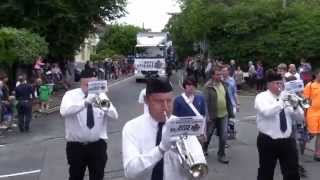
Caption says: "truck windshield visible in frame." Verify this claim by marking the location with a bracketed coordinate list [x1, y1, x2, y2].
[135, 46, 165, 58]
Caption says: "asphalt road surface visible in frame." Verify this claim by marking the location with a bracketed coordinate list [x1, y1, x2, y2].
[0, 72, 319, 180]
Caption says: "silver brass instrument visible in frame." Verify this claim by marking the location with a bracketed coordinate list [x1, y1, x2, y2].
[286, 93, 310, 109]
[164, 112, 208, 179]
[176, 135, 208, 179]
[93, 93, 111, 110]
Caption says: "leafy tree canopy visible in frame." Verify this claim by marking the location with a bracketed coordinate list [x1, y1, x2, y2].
[167, 0, 320, 66]
[94, 24, 142, 60]
[0, 27, 48, 65]
[0, 0, 127, 61]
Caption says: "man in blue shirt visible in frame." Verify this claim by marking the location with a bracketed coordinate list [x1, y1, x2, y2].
[222, 65, 239, 113]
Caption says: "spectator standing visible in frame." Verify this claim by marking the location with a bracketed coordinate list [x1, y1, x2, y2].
[299, 58, 312, 85]
[229, 59, 236, 77]
[0, 80, 3, 129]
[15, 75, 34, 132]
[248, 61, 256, 88]
[234, 66, 245, 90]
[256, 62, 265, 92]
[34, 56, 45, 78]
[304, 69, 320, 161]
[0, 76, 12, 129]
[277, 63, 288, 79]
[205, 59, 213, 81]
[285, 64, 301, 80]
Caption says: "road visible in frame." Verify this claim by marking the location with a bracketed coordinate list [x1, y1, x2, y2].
[0, 72, 319, 180]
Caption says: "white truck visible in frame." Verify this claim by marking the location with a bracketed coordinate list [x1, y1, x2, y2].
[134, 32, 171, 81]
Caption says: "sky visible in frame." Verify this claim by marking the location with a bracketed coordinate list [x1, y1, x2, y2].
[117, 0, 181, 32]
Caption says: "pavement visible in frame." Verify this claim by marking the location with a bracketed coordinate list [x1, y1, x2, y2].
[0, 71, 319, 180]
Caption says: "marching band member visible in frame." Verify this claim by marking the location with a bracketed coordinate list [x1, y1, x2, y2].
[138, 88, 148, 114]
[172, 76, 206, 118]
[255, 70, 301, 180]
[122, 78, 190, 180]
[60, 69, 118, 180]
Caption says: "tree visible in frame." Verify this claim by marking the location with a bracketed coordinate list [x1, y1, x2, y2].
[0, 27, 48, 65]
[0, 27, 48, 88]
[94, 24, 142, 60]
[0, 0, 127, 61]
[167, 0, 320, 67]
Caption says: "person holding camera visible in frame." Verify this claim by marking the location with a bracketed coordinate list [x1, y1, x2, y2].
[60, 69, 118, 180]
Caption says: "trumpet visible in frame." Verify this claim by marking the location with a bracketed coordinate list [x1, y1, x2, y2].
[164, 112, 208, 179]
[92, 93, 111, 110]
[285, 93, 310, 109]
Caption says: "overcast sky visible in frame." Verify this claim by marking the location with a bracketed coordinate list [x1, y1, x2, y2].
[117, 0, 181, 32]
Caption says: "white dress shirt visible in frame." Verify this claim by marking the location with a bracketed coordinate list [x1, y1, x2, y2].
[138, 88, 149, 114]
[60, 88, 118, 142]
[254, 90, 303, 139]
[122, 113, 189, 180]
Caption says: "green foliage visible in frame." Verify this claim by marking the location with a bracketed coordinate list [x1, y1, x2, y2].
[0, 0, 127, 60]
[0, 27, 48, 65]
[167, 0, 320, 66]
[95, 24, 142, 60]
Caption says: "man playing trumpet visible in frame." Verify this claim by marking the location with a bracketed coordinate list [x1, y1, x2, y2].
[255, 70, 302, 180]
[122, 78, 197, 180]
[60, 69, 118, 180]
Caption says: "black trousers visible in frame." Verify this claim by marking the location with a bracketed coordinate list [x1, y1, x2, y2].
[257, 133, 300, 180]
[66, 139, 108, 180]
[17, 101, 32, 132]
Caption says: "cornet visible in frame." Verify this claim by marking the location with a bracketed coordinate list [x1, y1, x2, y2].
[164, 112, 208, 179]
[92, 93, 111, 111]
[285, 93, 310, 109]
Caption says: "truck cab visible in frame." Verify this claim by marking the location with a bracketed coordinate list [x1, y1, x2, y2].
[134, 32, 169, 81]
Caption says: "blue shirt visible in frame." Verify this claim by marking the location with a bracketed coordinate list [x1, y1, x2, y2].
[172, 94, 206, 117]
[224, 77, 237, 107]
[15, 83, 34, 101]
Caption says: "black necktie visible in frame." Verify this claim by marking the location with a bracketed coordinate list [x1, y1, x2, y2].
[151, 122, 164, 180]
[279, 109, 287, 132]
[87, 104, 94, 129]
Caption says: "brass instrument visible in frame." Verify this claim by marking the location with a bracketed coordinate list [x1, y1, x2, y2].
[93, 93, 111, 111]
[176, 135, 208, 179]
[285, 93, 310, 109]
[164, 112, 208, 179]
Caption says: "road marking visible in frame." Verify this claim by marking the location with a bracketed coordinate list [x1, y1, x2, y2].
[109, 76, 135, 88]
[240, 115, 256, 120]
[0, 145, 5, 148]
[0, 169, 41, 178]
